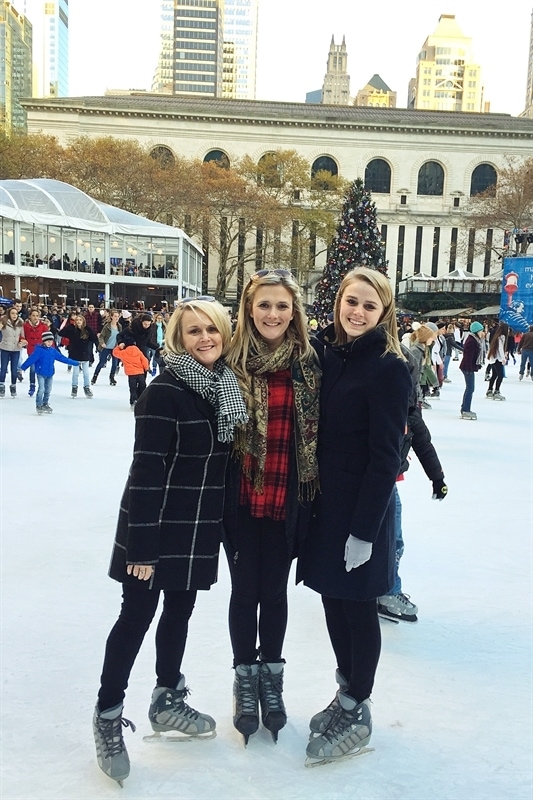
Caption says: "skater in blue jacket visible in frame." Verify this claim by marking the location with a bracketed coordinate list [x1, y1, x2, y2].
[20, 331, 79, 414]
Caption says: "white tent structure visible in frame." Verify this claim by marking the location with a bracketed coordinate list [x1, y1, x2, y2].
[0, 179, 203, 306]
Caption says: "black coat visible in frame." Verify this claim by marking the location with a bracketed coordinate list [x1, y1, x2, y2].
[129, 318, 159, 357]
[108, 371, 230, 591]
[59, 323, 98, 361]
[298, 326, 411, 601]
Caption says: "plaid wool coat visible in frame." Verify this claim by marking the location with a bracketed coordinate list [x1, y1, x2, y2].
[108, 371, 230, 591]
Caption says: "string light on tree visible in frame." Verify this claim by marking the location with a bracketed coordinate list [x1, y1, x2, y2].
[313, 178, 388, 322]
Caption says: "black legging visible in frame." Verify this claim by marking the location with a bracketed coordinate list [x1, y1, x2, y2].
[227, 506, 291, 666]
[321, 595, 382, 704]
[97, 583, 196, 712]
[488, 361, 504, 392]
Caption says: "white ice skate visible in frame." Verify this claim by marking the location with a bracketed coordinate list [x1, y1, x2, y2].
[144, 675, 216, 743]
[305, 692, 374, 768]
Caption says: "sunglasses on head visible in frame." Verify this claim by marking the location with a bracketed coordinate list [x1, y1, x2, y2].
[252, 269, 292, 280]
[179, 295, 216, 304]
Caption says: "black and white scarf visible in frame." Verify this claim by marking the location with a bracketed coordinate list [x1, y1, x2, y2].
[163, 352, 248, 443]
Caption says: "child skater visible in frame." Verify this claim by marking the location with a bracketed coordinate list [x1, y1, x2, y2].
[20, 331, 79, 414]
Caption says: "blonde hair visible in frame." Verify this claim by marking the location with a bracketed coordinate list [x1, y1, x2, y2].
[226, 270, 313, 383]
[163, 300, 232, 357]
[333, 267, 404, 358]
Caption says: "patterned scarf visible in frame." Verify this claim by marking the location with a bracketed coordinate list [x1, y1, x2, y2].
[163, 352, 248, 443]
[233, 338, 321, 501]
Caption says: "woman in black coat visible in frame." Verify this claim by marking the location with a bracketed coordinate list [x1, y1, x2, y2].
[58, 314, 98, 398]
[129, 312, 159, 359]
[299, 267, 411, 765]
[92, 298, 247, 786]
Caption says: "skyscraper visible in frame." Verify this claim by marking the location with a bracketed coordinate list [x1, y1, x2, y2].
[221, 0, 257, 99]
[408, 14, 485, 113]
[0, 1, 32, 131]
[522, 8, 533, 118]
[151, 0, 174, 94]
[321, 36, 350, 105]
[13, 0, 68, 98]
[153, 0, 257, 99]
[152, 0, 223, 97]
[355, 75, 396, 108]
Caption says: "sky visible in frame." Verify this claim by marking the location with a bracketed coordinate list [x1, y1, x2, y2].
[1, 359, 531, 799]
[54, 0, 533, 116]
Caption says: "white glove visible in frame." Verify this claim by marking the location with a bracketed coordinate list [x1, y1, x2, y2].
[344, 536, 372, 572]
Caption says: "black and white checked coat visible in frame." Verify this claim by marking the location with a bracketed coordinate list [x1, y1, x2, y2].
[108, 370, 230, 591]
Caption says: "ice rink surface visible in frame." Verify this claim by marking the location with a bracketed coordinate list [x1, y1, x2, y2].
[1, 357, 531, 800]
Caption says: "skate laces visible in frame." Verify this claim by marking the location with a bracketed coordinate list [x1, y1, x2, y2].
[236, 673, 258, 714]
[98, 715, 136, 756]
[166, 687, 201, 720]
[396, 593, 415, 608]
[260, 670, 284, 712]
[322, 700, 367, 743]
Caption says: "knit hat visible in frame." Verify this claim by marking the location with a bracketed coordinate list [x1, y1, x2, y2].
[42, 331, 54, 343]
[121, 310, 131, 319]
[470, 321, 483, 334]
[425, 322, 438, 333]
[416, 324, 437, 344]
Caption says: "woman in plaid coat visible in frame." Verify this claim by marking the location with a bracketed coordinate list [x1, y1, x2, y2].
[93, 298, 247, 786]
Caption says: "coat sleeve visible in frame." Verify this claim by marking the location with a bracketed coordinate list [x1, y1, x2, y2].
[124, 383, 179, 564]
[20, 351, 38, 370]
[53, 350, 79, 367]
[409, 406, 444, 481]
[348, 358, 411, 543]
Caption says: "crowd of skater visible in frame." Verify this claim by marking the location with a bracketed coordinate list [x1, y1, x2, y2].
[1, 282, 532, 785]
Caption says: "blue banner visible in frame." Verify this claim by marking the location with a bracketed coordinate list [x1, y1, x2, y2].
[500, 257, 533, 332]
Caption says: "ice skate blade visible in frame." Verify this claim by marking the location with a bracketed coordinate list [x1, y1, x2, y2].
[143, 729, 216, 743]
[377, 613, 400, 624]
[304, 746, 374, 768]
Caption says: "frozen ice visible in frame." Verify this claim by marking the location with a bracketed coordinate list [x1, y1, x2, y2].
[1, 359, 531, 799]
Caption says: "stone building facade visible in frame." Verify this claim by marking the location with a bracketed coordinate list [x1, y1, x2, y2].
[22, 95, 533, 303]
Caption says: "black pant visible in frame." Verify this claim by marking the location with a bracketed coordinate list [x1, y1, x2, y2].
[97, 583, 196, 712]
[488, 361, 504, 392]
[321, 595, 381, 704]
[227, 507, 291, 666]
[128, 373, 146, 405]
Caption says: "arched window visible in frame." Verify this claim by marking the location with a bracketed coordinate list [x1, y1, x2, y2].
[311, 156, 338, 179]
[470, 163, 497, 196]
[311, 156, 339, 190]
[417, 161, 444, 196]
[150, 146, 175, 168]
[257, 152, 281, 188]
[364, 159, 391, 193]
[203, 149, 230, 169]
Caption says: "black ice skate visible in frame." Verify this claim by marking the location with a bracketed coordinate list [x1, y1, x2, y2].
[233, 663, 259, 745]
[258, 661, 286, 743]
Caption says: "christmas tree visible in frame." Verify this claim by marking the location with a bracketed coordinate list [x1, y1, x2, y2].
[313, 178, 388, 322]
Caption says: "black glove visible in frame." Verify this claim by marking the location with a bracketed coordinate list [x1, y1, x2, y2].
[432, 479, 448, 501]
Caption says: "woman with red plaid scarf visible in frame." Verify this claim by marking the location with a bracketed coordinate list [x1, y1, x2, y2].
[224, 269, 321, 745]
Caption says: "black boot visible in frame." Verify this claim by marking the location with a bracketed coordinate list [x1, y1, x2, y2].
[259, 661, 286, 743]
[233, 664, 259, 745]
